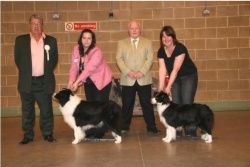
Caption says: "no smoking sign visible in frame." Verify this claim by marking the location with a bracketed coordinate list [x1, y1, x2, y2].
[65, 22, 97, 31]
[65, 23, 74, 31]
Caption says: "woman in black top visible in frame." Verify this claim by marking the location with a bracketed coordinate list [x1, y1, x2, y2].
[157, 26, 198, 138]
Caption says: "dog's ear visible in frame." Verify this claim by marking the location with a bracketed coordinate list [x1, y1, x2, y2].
[162, 93, 171, 104]
[62, 88, 74, 96]
[67, 89, 74, 96]
[153, 91, 159, 97]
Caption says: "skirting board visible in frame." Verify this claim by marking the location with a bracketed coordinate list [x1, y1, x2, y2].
[1, 101, 250, 118]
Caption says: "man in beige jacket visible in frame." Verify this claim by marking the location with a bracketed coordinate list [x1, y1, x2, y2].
[116, 20, 161, 134]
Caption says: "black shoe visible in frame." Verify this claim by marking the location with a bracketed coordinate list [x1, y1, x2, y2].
[44, 135, 56, 142]
[19, 137, 33, 145]
[183, 135, 198, 140]
[85, 132, 105, 139]
[94, 132, 105, 139]
[147, 128, 161, 134]
[184, 125, 197, 137]
[85, 134, 95, 139]
[176, 130, 182, 138]
[121, 129, 129, 134]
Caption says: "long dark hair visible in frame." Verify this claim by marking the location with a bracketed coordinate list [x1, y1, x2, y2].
[160, 26, 179, 47]
[78, 29, 96, 57]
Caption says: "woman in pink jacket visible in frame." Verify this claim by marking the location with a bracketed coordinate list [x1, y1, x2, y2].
[68, 29, 113, 101]
[68, 29, 113, 138]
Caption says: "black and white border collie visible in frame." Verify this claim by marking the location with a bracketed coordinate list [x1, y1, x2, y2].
[53, 89, 122, 144]
[151, 92, 214, 143]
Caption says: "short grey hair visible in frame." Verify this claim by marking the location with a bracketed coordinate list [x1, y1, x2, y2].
[29, 14, 43, 25]
[128, 20, 141, 29]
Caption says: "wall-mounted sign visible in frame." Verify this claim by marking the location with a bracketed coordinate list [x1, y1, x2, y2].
[65, 22, 97, 31]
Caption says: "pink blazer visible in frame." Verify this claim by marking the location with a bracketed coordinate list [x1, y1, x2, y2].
[69, 45, 113, 90]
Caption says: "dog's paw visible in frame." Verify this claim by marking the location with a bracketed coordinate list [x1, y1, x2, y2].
[115, 136, 122, 144]
[165, 137, 172, 143]
[115, 140, 121, 144]
[72, 139, 79, 144]
[163, 139, 171, 143]
[205, 135, 212, 143]
[162, 137, 168, 141]
[162, 137, 172, 143]
[162, 139, 168, 142]
[201, 134, 208, 140]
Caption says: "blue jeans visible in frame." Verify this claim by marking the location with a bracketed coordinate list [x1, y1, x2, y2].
[171, 73, 198, 137]
[171, 73, 198, 105]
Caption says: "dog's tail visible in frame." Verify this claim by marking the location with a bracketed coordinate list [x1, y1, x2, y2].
[200, 105, 214, 134]
[105, 101, 123, 135]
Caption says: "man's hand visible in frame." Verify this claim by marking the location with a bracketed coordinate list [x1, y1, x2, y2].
[128, 71, 136, 79]
[134, 71, 144, 79]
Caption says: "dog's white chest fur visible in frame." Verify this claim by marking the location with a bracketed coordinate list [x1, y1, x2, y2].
[157, 103, 169, 127]
[60, 95, 81, 128]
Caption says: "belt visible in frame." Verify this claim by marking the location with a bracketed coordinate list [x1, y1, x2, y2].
[32, 75, 44, 79]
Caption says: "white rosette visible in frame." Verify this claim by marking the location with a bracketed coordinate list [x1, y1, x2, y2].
[44, 45, 50, 61]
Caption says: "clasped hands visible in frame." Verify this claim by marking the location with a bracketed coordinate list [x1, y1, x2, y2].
[67, 80, 83, 92]
[158, 86, 171, 96]
[128, 71, 144, 79]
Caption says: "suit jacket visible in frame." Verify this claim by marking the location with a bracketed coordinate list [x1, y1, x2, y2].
[69, 45, 113, 90]
[14, 34, 58, 94]
[116, 37, 153, 86]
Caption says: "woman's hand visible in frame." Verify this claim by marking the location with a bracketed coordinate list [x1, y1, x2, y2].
[165, 85, 171, 95]
[71, 82, 78, 92]
[67, 81, 74, 89]
[71, 80, 82, 92]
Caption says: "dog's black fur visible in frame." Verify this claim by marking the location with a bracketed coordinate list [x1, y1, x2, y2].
[74, 100, 122, 131]
[152, 92, 214, 143]
[53, 88, 122, 144]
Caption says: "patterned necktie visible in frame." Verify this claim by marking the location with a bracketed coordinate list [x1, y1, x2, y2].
[132, 39, 137, 51]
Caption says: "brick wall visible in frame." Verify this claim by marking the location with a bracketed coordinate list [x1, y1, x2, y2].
[1, 1, 250, 116]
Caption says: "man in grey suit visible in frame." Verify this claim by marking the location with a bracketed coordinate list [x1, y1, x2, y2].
[116, 20, 161, 134]
[14, 14, 58, 144]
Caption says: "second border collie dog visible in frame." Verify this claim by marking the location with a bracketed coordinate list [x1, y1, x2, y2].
[151, 92, 214, 143]
[53, 89, 122, 144]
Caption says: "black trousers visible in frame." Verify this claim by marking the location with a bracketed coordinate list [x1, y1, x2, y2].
[20, 77, 54, 139]
[83, 81, 112, 135]
[121, 81, 156, 130]
[84, 81, 112, 102]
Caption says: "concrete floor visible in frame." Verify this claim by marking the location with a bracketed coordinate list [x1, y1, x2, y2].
[1, 111, 250, 167]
